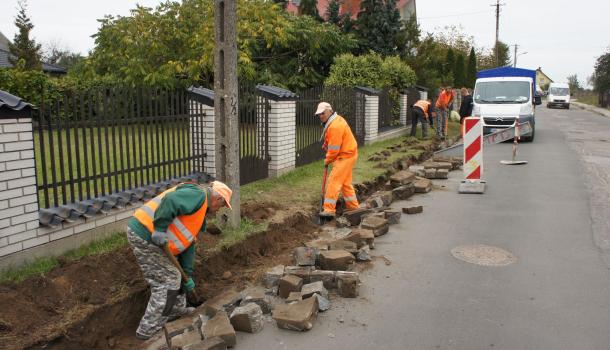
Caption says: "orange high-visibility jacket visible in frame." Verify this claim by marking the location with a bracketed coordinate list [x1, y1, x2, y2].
[435, 90, 453, 110]
[413, 100, 432, 118]
[322, 114, 358, 165]
[133, 187, 208, 255]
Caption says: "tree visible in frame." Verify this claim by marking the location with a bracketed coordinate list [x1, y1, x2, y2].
[466, 47, 477, 88]
[444, 48, 455, 85]
[299, 0, 321, 20]
[492, 41, 511, 67]
[396, 14, 421, 60]
[87, 0, 355, 89]
[325, 53, 415, 89]
[454, 53, 465, 88]
[8, 0, 42, 70]
[355, 0, 401, 56]
[592, 50, 610, 93]
[326, 0, 340, 24]
[566, 74, 581, 92]
[44, 40, 84, 70]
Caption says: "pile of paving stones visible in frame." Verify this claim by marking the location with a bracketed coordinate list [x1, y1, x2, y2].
[160, 159, 462, 349]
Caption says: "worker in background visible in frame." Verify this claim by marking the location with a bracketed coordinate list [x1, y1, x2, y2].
[435, 86, 454, 138]
[316, 102, 359, 218]
[127, 181, 233, 340]
[410, 98, 434, 138]
[459, 87, 474, 124]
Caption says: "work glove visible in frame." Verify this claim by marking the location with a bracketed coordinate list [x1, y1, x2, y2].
[151, 230, 168, 246]
[183, 277, 195, 292]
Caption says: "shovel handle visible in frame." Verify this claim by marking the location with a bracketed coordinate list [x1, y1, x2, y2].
[163, 244, 200, 301]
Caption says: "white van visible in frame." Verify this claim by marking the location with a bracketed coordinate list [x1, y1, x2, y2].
[472, 67, 541, 142]
[547, 83, 570, 109]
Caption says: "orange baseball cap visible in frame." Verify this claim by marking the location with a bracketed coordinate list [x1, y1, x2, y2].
[211, 181, 233, 209]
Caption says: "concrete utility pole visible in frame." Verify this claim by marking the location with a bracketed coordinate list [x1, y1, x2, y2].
[214, 0, 241, 227]
[491, 0, 505, 66]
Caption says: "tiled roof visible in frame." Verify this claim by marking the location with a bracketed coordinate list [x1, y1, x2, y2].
[0, 89, 33, 111]
[0, 48, 67, 74]
[38, 173, 212, 227]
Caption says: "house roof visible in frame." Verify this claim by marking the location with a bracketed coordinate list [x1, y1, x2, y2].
[0, 31, 10, 51]
[536, 67, 553, 83]
[0, 48, 67, 74]
[288, 0, 414, 20]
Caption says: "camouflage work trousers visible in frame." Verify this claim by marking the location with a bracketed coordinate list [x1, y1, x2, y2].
[127, 228, 188, 338]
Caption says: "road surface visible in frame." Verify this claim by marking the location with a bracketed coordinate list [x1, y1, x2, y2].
[237, 104, 610, 349]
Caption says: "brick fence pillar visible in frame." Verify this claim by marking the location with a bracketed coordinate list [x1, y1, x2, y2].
[356, 87, 380, 144]
[257, 86, 296, 178]
[0, 114, 40, 257]
[188, 87, 216, 179]
[399, 93, 408, 126]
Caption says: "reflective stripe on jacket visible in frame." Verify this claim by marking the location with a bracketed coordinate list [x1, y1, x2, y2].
[133, 187, 208, 255]
[414, 100, 431, 117]
[322, 114, 357, 164]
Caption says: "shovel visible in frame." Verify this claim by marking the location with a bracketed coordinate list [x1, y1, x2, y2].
[314, 165, 329, 225]
[163, 244, 203, 307]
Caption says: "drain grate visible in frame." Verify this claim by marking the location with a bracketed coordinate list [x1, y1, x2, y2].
[451, 244, 517, 267]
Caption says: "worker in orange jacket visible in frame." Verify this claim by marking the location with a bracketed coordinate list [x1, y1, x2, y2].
[315, 102, 359, 218]
[434, 87, 454, 138]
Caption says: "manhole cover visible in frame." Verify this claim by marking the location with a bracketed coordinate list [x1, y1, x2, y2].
[451, 244, 517, 266]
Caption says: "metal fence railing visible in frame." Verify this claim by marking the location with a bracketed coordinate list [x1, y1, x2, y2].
[378, 87, 400, 131]
[33, 87, 206, 209]
[294, 85, 365, 167]
[238, 84, 270, 185]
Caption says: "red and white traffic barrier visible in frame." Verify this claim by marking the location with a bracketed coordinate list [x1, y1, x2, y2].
[500, 116, 528, 165]
[459, 117, 486, 193]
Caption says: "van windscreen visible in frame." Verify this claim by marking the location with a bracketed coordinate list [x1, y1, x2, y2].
[550, 87, 569, 95]
[474, 81, 530, 104]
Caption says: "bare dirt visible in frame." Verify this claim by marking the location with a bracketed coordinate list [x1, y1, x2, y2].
[0, 139, 443, 350]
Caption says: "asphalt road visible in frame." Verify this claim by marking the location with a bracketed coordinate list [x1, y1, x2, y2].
[237, 104, 610, 350]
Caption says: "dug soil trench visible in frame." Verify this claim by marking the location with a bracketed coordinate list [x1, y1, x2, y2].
[0, 139, 442, 350]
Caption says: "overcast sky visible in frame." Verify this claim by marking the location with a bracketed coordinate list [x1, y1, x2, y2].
[1, 0, 608, 87]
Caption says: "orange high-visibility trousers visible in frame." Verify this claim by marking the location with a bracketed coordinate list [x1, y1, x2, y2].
[323, 155, 359, 214]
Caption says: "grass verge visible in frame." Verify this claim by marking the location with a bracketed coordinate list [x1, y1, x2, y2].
[213, 218, 269, 252]
[242, 121, 460, 206]
[0, 232, 127, 284]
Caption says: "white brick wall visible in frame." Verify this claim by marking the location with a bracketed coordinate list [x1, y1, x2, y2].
[267, 100, 296, 177]
[399, 94, 408, 126]
[190, 101, 215, 178]
[364, 95, 380, 143]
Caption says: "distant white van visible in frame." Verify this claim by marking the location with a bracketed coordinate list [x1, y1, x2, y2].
[547, 83, 570, 109]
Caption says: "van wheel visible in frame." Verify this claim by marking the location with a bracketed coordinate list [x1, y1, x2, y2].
[522, 125, 535, 142]
[566, 104, 570, 109]
[546, 104, 551, 108]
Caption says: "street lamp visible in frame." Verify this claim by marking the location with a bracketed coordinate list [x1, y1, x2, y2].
[514, 51, 528, 68]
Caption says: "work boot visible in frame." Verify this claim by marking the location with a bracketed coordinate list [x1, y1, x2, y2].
[135, 332, 151, 341]
[168, 305, 195, 321]
[318, 211, 335, 218]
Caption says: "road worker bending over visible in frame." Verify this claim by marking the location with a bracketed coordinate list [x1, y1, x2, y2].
[316, 101, 359, 218]
[126, 181, 232, 340]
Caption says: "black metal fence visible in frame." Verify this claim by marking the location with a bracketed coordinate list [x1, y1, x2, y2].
[405, 87, 421, 124]
[239, 84, 270, 185]
[33, 87, 206, 209]
[378, 87, 401, 131]
[294, 85, 365, 166]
